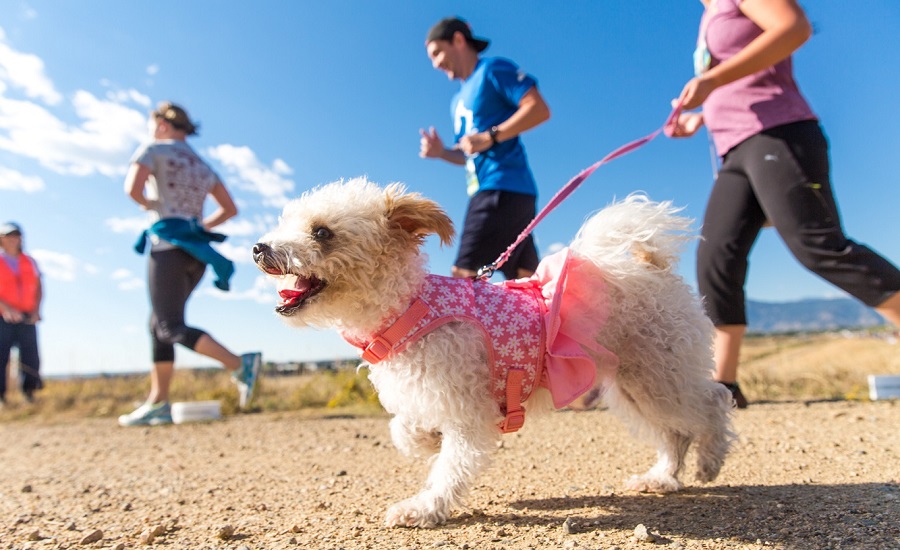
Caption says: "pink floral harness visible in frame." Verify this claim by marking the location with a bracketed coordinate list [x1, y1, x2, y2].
[342, 249, 619, 433]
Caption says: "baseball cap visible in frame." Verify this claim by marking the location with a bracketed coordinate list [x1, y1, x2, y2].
[426, 17, 489, 53]
[0, 222, 22, 236]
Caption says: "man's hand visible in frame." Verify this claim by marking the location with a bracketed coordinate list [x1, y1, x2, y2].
[419, 127, 446, 158]
[1, 305, 24, 323]
[457, 131, 493, 156]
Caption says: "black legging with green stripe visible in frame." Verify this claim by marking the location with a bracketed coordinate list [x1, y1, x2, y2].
[697, 120, 900, 326]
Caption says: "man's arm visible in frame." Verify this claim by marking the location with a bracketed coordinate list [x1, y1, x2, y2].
[419, 127, 467, 165]
[457, 87, 550, 156]
[30, 275, 42, 323]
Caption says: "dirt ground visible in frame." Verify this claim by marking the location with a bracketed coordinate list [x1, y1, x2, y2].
[1, 400, 898, 550]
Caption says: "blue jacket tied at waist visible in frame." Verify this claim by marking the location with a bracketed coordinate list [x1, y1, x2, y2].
[134, 218, 235, 291]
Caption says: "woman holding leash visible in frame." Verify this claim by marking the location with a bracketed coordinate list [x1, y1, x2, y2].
[119, 101, 261, 426]
[669, 0, 900, 407]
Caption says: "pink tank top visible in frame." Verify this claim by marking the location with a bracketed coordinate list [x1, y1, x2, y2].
[696, 0, 817, 155]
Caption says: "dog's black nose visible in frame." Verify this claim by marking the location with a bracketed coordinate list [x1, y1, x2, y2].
[252, 242, 270, 263]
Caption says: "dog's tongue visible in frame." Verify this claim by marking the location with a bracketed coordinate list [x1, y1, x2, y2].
[278, 288, 304, 300]
[278, 276, 313, 301]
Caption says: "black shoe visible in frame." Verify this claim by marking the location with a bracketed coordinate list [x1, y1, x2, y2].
[23, 391, 34, 404]
[719, 382, 748, 409]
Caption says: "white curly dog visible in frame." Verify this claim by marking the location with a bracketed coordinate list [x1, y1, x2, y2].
[253, 177, 735, 528]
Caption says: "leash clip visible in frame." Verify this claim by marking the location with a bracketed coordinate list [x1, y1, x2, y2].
[475, 263, 496, 281]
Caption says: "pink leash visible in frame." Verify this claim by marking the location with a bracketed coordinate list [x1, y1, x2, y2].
[477, 101, 684, 279]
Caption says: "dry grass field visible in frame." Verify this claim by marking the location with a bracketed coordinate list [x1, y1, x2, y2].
[1, 330, 898, 422]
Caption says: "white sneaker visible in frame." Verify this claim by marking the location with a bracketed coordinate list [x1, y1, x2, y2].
[118, 401, 173, 427]
[232, 352, 262, 409]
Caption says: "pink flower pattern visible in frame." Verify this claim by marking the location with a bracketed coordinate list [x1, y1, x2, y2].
[390, 275, 546, 409]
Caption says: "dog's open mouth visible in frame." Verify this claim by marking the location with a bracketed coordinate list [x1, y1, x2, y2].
[276, 275, 327, 315]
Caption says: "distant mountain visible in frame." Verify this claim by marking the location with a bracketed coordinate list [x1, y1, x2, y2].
[746, 297, 886, 334]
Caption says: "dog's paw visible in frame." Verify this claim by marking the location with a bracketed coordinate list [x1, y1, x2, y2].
[625, 474, 683, 494]
[385, 497, 447, 528]
[694, 458, 726, 483]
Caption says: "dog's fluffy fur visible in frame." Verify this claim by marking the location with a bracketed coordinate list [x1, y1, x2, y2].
[254, 178, 735, 528]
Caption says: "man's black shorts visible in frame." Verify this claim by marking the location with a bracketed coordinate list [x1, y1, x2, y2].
[455, 189, 539, 279]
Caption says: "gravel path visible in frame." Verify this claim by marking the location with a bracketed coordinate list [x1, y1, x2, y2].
[1, 400, 898, 549]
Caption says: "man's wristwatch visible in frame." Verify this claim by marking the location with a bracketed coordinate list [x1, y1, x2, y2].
[489, 126, 500, 145]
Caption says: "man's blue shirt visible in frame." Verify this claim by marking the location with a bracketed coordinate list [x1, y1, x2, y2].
[452, 57, 538, 197]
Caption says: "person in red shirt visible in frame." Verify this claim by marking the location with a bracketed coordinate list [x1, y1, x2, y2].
[0, 222, 43, 406]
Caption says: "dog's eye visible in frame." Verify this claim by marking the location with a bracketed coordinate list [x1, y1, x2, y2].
[312, 226, 333, 241]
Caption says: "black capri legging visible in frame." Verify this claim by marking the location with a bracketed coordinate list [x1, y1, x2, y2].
[148, 248, 208, 362]
[697, 120, 900, 326]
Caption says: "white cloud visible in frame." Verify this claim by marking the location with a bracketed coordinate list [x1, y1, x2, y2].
[0, 166, 44, 191]
[0, 26, 61, 105]
[146, 64, 159, 76]
[106, 215, 149, 235]
[0, 91, 148, 177]
[111, 268, 143, 291]
[213, 240, 254, 264]
[30, 249, 94, 282]
[217, 215, 278, 240]
[106, 88, 151, 108]
[203, 275, 277, 305]
[0, 27, 148, 177]
[206, 144, 295, 207]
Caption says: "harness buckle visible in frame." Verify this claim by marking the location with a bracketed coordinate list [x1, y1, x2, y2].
[499, 409, 526, 433]
[361, 335, 392, 364]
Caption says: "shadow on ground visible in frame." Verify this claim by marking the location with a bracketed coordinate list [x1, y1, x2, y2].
[446, 482, 899, 547]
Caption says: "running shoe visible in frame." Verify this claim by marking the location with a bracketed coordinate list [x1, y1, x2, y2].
[719, 382, 749, 409]
[118, 401, 173, 427]
[233, 352, 262, 409]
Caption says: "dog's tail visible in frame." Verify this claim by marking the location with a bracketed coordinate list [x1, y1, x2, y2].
[569, 193, 695, 274]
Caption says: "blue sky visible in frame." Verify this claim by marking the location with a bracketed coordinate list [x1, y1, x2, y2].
[2, 1, 898, 376]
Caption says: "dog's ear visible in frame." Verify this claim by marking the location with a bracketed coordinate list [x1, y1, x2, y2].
[384, 183, 455, 246]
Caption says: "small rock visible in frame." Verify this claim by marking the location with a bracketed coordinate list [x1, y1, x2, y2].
[121, 502, 132, 511]
[151, 524, 166, 537]
[562, 517, 577, 534]
[113, 544, 126, 550]
[634, 523, 656, 543]
[22, 484, 33, 493]
[139, 529, 155, 545]
[27, 529, 42, 541]
[80, 529, 103, 544]
[216, 524, 235, 540]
